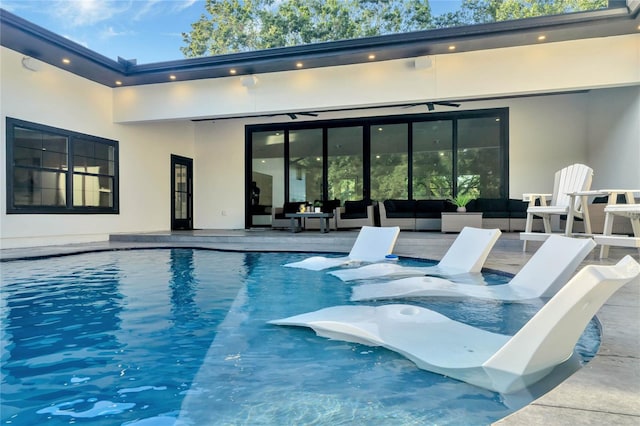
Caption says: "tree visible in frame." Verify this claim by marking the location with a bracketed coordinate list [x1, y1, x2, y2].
[182, 0, 609, 57]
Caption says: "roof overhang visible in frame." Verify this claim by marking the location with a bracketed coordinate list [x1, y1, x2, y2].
[1, 4, 639, 88]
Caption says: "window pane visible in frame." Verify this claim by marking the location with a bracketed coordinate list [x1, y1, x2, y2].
[457, 116, 502, 198]
[74, 139, 115, 176]
[73, 175, 113, 207]
[8, 119, 118, 213]
[14, 146, 42, 167]
[327, 126, 363, 203]
[14, 169, 66, 206]
[289, 129, 323, 203]
[413, 121, 453, 199]
[252, 130, 285, 216]
[371, 123, 408, 201]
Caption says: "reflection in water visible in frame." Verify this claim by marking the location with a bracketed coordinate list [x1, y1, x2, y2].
[169, 249, 198, 323]
[0, 250, 600, 426]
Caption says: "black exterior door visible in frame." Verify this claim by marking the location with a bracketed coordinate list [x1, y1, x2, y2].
[171, 155, 193, 230]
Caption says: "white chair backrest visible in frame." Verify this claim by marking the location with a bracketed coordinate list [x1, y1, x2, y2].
[437, 227, 502, 273]
[484, 255, 639, 377]
[509, 235, 596, 297]
[551, 163, 593, 210]
[349, 226, 400, 262]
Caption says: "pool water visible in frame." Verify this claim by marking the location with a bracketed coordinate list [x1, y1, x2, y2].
[0, 249, 600, 425]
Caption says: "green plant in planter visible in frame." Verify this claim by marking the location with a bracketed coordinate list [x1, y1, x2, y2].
[449, 192, 476, 211]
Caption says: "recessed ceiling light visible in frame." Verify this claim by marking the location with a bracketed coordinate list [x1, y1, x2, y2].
[378, 127, 383, 132]
[368, 54, 376, 60]
[62, 58, 70, 64]
[115, 80, 122, 86]
[376, 155, 381, 159]
[169, 75, 177, 80]
[296, 62, 303, 68]
[448, 45, 456, 51]
[230, 69, 237, 74]
[537, 35, 547, 41]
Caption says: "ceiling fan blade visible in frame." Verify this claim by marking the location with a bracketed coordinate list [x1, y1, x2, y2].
[434, 101, 461, 108]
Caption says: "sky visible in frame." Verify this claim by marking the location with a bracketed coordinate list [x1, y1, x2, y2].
[2, 0, 463, 64]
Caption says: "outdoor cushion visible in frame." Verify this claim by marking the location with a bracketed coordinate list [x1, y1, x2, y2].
[415, 200, 446, 218]
[473, 198, 509, 218]
[342, 200, 368, 219]
[508, 199, 529, 218]
[384, 199, 416, 218]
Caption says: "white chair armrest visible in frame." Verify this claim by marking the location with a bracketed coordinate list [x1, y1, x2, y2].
[523, 193, 552, 206]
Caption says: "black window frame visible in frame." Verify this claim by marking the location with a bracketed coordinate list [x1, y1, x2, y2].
[245, 108, 509, 228]
[6, 117, 120, 214]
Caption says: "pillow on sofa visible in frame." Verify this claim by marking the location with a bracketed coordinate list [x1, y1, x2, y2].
[384, 200, 416, 218]
[415, 200, 445, 218]
[342, 200, 368, 219]
[474, 198, 509, 218]
[508, 199, 529, 218]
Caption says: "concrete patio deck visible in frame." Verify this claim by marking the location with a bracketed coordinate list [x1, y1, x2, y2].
[1, 229, 638, 425]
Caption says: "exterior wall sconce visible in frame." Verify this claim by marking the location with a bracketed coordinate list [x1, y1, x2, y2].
[241, 75, 258, 88]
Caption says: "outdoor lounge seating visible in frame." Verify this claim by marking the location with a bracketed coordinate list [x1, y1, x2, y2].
[335, 200, 376, 229]
[283, 226, 400, 271]
[520, 163, 594, 251]
[330, 227, 502, 282]
[351, 234, 595, 301]
[379, 198, 539, 232]
[270, 255, 640, 394]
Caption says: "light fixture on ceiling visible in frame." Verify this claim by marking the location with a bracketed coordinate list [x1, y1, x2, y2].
[62, 58, 71, 64]
[21, 56, 40, 72]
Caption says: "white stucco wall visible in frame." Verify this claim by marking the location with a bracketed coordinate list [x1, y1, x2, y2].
[0, 47, 196, 248]
[586, 86, 640, 189]
[113, 34, 639, 123]
[2, 30, 639, 247]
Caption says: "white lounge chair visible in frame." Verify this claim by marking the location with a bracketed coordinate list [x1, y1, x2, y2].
[520, 163, 593, 251]
[351, 235, 595, 302]
[283, 226, 400, 271]
[270, 256, 640, 394]
[329, 227, 501, 282]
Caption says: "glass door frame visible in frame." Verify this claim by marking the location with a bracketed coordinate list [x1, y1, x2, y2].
[171, 154, 193, 230]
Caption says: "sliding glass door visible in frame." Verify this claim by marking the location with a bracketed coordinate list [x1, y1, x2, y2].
[245, 108, 508, 228]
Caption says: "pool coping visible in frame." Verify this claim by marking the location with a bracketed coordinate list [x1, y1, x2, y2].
[1, 230, 638, 425]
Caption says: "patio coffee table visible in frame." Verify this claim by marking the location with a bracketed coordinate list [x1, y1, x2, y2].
[285, 212, 334, 233]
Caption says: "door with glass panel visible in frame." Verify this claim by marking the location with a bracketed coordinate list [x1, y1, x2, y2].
[250, 130, 285, 227]
[171, 155, 193, 230]
[288, 129, 324, 204]
[412, 120, 454, 199]
[327, 126, 364, 203]
[370, 123, 408, 201]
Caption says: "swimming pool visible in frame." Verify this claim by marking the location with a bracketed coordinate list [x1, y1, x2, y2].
[0, 249, 600, 425]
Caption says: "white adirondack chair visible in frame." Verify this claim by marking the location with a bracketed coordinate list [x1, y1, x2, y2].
[520, 163, 593, 251]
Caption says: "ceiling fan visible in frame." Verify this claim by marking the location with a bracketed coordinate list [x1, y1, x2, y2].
[286, 112, 319, 120]
[404, 101, 461, 111]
